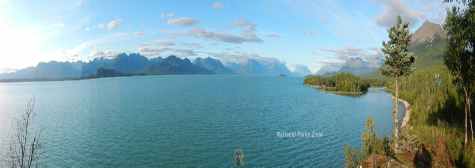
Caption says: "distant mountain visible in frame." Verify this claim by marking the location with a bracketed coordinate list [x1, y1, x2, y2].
[316, 64, 340, 76]
[411, 21, 446, 45]
[82, 54, 212, 76]
[409, 21, 447, 68]
[338, 57, 382, 75]
[81, 57, 114, 77]
[81, 53, 151, 77]
[146, 56, 212, 75]
[95, 68, 125, 78]
[316, 57, 382, 76]
[290, 64, 311, 76]
[113, 53, 150, 74]
[223, 57, 291, 75]
[0, 61, 84, 80]
[0, 53, 215, 81]
[193, 57, 234, 74]
[0, 53, 297, 81]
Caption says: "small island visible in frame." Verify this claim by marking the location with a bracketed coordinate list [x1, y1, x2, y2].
[304, 72, 371, 96]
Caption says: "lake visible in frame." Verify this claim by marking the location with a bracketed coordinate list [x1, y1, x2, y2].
[0, 75, 403, 167]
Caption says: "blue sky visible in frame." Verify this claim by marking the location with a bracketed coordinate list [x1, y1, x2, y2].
[0, 0, 447, 73]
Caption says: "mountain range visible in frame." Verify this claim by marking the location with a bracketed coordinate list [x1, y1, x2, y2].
[0, 53, 311, 81]
[316, 20, 447, 76]
[224, 57, 292, 76]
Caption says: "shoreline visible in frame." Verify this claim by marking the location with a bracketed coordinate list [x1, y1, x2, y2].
[383, 87, 411, 129]
[306, 85, 410, 124]
[393, 96, 411, 129]
[306, 84, 366, 96]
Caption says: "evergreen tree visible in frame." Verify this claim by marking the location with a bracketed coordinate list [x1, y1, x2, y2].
[381, 16, 415, 149]
[362, 117, 377, 157]
[444, 1, 475, 145]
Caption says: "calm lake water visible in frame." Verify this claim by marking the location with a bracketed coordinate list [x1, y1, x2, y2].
[0, 75, 403, 167]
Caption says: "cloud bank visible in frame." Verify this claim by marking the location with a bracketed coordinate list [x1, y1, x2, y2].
[167, 17, 198, 26]
[375, 0, 423, 27]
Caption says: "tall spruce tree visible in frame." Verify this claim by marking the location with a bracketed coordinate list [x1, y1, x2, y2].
[444, 0, 475, 145]
[381, 16, 415, 149]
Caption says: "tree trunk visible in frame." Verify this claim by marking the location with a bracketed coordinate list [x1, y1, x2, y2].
[394, 79, 399, 150]
[464, 87, 469, 146]
[469, 95, 473, 142]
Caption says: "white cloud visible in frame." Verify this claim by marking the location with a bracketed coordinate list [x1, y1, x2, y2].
[154, 40, 175, 48]
[161, 12, 175, 18]
[375, 0, 423, 27]
[160, 18, 263, 44]
[211, 2, 224, 9]
[412, 0, 449, 24]
[204, 50, 282, 65]
[285, 0, 383, 46]
[265, 32, 281, 38]
[76, 0, 85, 8]
[188, 28, 262, 44]
[166, 17, 198, 26]
[51, 32, 131, 61]
[180, 42, 203, 49]
[90, 49, 117, 58]
[138, 46, 197, 57]
[98, 19, 121, 30]
[317, 47, 383, 68]
[106, 19, 121, 30]
[232, 18, 262, 42]
[233, 18, 256, 32]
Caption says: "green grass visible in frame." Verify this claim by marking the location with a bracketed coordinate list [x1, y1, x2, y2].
[385, 63, 475, 167]
[343, 38, 475, 167]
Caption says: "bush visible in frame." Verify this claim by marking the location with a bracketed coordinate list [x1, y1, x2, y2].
[344, 117, 390, 167]
[344, 145, 361, 168]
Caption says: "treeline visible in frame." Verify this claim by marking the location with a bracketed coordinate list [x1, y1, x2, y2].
[304, 72, 381, 95]
[346, 65, 473, 167]
[385, 65, 475, 167]
[343, 0, 475, 166]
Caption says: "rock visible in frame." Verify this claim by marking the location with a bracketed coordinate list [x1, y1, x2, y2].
[413, 144, 432, 168]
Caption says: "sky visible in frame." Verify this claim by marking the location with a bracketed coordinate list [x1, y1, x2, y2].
[0, 0, 448, 73]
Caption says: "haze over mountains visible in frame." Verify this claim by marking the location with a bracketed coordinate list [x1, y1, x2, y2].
[316, 20, 447, 76]
[0, 53, 310, 81]
[0, 20, 445, 81]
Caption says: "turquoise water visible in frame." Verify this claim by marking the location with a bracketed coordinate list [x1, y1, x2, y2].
[0, 75, 403, 167]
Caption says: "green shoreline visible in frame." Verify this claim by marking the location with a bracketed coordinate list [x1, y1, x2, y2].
[307, 84, 410, 125]
[306, 84, 365, 96]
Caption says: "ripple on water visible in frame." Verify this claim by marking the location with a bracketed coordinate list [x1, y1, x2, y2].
[0, 76, 395, 167]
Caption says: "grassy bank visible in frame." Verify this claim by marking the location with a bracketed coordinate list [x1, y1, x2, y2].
[387, 65, 475, 167]
[343, 65, 475, 167]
